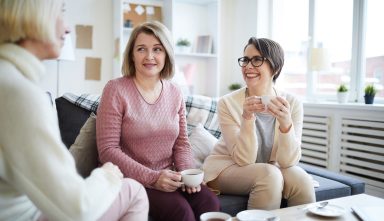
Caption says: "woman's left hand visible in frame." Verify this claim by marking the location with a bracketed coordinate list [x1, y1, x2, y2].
[181, 184, 201, 194]
[267, 96, 293, 133]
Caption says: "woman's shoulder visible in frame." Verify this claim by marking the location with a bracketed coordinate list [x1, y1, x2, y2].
[103, 77, 133, 92]
[106, 76, 131, 86]
[219, 87, 246, 104]
[163, 80, 183, 98]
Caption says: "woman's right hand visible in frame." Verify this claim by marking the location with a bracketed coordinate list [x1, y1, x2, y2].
[242, 96, 264, 119]
[101, 162, 123, 179]
[154, 170, 183, 192]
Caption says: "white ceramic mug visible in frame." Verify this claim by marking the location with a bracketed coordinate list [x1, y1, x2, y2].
[261, 95, 275, 106]
[200, 211, 232, 221]
[181, 169, 204, 187]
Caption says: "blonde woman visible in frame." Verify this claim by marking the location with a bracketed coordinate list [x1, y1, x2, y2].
[96, 21, 220, 221]
[0, 0, 148, 220]
[203, 37, 316, 210]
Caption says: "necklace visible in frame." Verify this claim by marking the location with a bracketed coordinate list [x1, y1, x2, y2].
[134, 79, 163, 104]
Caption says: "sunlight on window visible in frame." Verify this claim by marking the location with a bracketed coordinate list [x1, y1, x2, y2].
[365, 0, 384, 98]
[273, 0, 308, 98]
[314, 0, 353, 95]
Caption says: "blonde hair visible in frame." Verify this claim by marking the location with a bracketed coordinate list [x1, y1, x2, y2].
[0, 0, 63, 44]
[121, 21, 175, 79]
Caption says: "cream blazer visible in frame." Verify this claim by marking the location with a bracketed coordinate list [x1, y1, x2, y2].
[203, 87, 303, 183]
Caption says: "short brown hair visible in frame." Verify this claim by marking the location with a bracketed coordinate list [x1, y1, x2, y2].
[245, 37, 284, 82]
[121, 21, 175, 79]
[0, 0, 63, 44]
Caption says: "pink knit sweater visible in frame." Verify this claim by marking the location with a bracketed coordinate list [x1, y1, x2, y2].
[96, 77, 194, 188]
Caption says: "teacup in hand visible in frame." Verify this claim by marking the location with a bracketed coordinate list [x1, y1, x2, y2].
[261, 95, 276, 106]
[261, 95, 276, 112]
[181, 169, 204, 187]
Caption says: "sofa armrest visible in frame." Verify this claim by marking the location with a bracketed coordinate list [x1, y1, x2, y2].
[299, 163, 365, 195]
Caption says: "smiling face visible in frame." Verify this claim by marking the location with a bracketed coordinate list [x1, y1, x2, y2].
[242, 44, 274, 92]
[132, 32, 166, 79]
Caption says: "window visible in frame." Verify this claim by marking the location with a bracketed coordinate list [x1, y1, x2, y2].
[365, 0, 384, 99]
[273, 0, 382, 103]
[314, 0, 353, 96]
[273, 0, 308, 99]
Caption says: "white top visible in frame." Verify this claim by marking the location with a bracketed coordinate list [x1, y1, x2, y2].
[0, 44, 121, 221]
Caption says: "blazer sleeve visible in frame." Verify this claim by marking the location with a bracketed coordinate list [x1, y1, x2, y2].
[275, 96, 303, 168]
[217, 96, 259, 166]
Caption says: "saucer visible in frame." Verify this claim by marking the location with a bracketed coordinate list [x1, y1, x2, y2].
[308, 204, 346, 217]
[236, 209, 279, 221]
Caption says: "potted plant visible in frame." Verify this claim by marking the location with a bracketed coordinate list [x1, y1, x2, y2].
[364, 84, 377, 104]
[228, 83, 242, 91]
[336, 84, 349, 103]
[176, 38, 191, 53]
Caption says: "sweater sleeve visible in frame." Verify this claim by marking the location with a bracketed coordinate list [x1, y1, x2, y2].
[0, 86, 121, 221]
[275, 96, 303, 168]
[96, 80, 160, 187]
[218, 96, 259, 166]
[173, 96, 195, 171]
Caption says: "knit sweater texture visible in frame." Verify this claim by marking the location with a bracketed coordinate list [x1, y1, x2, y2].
[96, 77, 194, 188]
[0, 44, 121, 221]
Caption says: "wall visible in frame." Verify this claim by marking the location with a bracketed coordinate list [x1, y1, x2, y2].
[38, 0, 114, 98]
[219, 0, 272, 95]
[37, 0, 274, 98]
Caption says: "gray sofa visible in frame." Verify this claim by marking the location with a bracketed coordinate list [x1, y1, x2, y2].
[55, 93, 365, 217]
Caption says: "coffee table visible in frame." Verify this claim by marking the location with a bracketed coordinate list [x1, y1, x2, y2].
[271, 194, 383, 221]
[231, 194, 384, 221]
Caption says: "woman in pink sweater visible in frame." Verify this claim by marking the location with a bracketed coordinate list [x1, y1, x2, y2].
[96, 21, 219, 221]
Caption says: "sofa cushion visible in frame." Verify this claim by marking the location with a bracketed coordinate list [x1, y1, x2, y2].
[218, 194, 248, 217]
[185, 95, 221, 138]
[55, 97, 92, 148]
[310, 174, 351, 201]
[69, 113, 99, 177]
[189, 124, 218, 169]
[299, 163, 365, 195]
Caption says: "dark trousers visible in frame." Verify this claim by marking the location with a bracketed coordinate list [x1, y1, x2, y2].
[146, 185, 220, 221]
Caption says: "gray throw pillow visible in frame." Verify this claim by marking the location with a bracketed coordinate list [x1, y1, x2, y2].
[69, 113, 98, 177]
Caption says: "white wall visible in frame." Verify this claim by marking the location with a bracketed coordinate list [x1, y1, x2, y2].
[219, 0, 271, 95]
[37, 0, 274, 98]
[38, 0, 114, 98]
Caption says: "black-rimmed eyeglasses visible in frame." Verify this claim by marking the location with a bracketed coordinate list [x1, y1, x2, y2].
[238, 56, 267, 67]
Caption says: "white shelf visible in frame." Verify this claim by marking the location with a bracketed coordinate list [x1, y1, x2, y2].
[123, 27, 133, 32]
[113, 0, 220, 97]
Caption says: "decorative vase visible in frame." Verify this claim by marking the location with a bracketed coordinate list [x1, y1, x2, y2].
[176, 46, 191, 53]
[337, 92, 349, 103]
[364, 95, 375, 104]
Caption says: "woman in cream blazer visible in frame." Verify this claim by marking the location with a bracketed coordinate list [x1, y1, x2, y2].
[203, 37, 315, 210]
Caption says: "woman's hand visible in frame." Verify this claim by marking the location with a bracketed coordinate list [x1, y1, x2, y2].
[242, 96, 264, 119]
[181, 184, 201, 194]
[267, 96, 293, 133]
[154, 170, 183, 192]
[101, 162, 123, 179]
